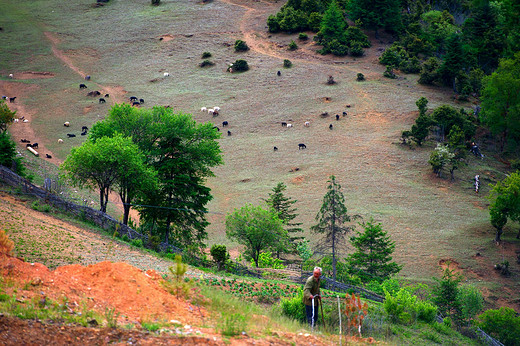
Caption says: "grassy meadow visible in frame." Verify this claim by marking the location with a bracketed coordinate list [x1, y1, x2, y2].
[1, 0, 518, 307]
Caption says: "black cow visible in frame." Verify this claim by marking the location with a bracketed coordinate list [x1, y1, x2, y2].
[26, 143, 32, 148]
[227, 130, 231, 136]
[336, 114, 340, 121]
[9, 97, 16, 103]
[104, 94, 109, 98]
[222, 121, 229, 127]
[45, 154, 52, 159]
[132, 101, 140, 107]
[298, 143, 306, 150]
[81, 126, 88, 132]
[342, 111, 347, 116]
[67, 133, 76, 138]
[329, 124, 333, 130]
[213, 126, 220, 132]
[85, 75, 91, 80]
[31, 142, 38, 149]
[20, 139, 30, 143]
[130, 96, 138, 101]
[99, 98, 106, 104]
[281, 122, 287, 127]
[277, 71, 281, 76]
[273, 146, 278, 151]
[87, 91, 100, 97]
[79, 84, 87, 89]
[139, 98, 145, 104]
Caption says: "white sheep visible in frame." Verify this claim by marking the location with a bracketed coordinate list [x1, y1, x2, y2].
[208, 108, 214, 115]
[201, 107, 207, 112]
[214, 106, 220, 112]
[164, 72, 170, 77]
[287, 123, 293, 128]
[8, 74, 13, 79]
[58, 138, 64, 144]
[304, 121, 310, 127]
[64, 121, 70, 127]
[13, 119, 19, 123]
[22, 119, 29, 123]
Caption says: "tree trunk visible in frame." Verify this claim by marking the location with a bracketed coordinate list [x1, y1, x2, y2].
[495, 227, 503, 242]
[122, 198, 130, 225]
[516, 228, 520, 239]
[99, 190, 104, 212]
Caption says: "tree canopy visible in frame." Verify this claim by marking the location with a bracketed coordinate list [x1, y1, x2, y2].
[0, 100, 16, 133]
[488, 171, 520, 241]
[225, 204, 287, 267]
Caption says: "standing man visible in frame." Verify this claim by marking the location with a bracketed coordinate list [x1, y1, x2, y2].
[303, 266, 322, 327]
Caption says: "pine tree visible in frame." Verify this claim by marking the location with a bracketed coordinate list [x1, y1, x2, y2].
[264, 182, 304, 256]
[311, 175, 359, 283]
[319, 0, 347, 44]
[347, 219, 402, 282]
[438, 33, 464, 90]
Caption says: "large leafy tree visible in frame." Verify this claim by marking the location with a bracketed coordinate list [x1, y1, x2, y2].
[438, 33, 464, 90]
[264, 182, 304, 255]
[225, 204, 287, 267]
[88, 104, 222, 251]
[61, 134, 144, 214]
[311, 175, 359, 283]
[347, 219, 402, 282]
[480, 53, 520, 152]
[318, 0, 347, 44]
[488, 171, 520, 241]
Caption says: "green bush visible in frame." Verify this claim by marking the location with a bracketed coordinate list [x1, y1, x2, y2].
[298, 33, 308, 40]
[384, 288, 437, 324]
[283, 59, 292, 68]
[280, 288, 306, 323]
[199, 60, 215, 67]
[476, 307, 520, 346]
[349, 42, 364, 57]
[122, 234, 130, 242]
[379, 46, 403, 67]
[457, 284, 483, 323]
[254, 251, 285, 269]
[288, 40, 298, 51]
[383, 66, 397, 79]
[201, 51, 212, 58]
[229, 59, 249, 72]
[131, 238, 144, 248]
[234, 40, 249, 52]
[418, 57, 440, 85]
[210, 244, 229, 270]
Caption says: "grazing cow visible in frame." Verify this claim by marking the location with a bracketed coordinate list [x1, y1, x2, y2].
[130, 96, 138, 102]
[67, 133, 76, 138]
[99, 98, 106, 104]
[320, 112, 329, 117]
[26, 143, 32, 148]
[212, 110, 219, 117]
[329, 124, 333, 130]
[132, 101, 140, 107]
[31, 143, 38, 149]
[81, 131, 87, 136]
[304, 121, 310, 127]
[9, 73, 14, 79]
[273, 146, 278, 151]
[346, 104, 351, 108]
[87, 91, 101, 97]
[82, 126, 88, 132]
[227, 130, 231, 136]
[104, 94, 109, 98]
[45, 154, 52, 159]
[336, 114, 340, 121]
[222, 121, 229, 127]
[85, 75, 91, 80]
[277, 71, 281, 76]
[139, 98, 145, 104]
[213, 126, 220, 132]
[343, 111, 347, 116]
[20, 139, 30, 143]
[58, 139, 64, 143]
[281, 122, 287, 127]
[9, 97, 16, 103]
[64, 121, 70, 127]
[298, 143, 306, 150]
[79, 84, 87, 89]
